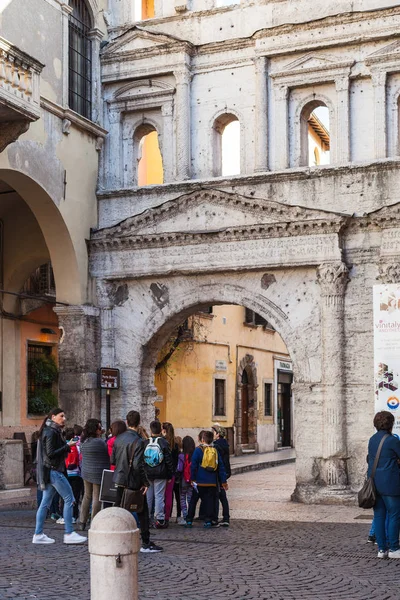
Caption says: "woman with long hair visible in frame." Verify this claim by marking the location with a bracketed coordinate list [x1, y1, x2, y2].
[79, 418, 110, 530]
[33, 408, 87, 545]
[177, 435, 196, 524]
[107, 420, 127, 471]
[162, 421, 179, 524]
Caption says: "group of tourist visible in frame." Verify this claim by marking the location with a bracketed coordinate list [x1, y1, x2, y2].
[32, 407, 231, 552]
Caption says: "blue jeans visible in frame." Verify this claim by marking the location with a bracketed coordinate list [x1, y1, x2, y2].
[373, 494, 400, 551]
[35, 470, 74, 535]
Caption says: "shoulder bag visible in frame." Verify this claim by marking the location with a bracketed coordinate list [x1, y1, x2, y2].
[121, 440, 145, 513]
[358, 433, 389, 509]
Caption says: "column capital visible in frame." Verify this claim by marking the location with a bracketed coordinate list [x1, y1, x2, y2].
[335, 76, 349, 93]
[379, 262, 400, 284]
[317, 262, 349, 298]
[371, 69, 387, 88]
[253, 55, 268, 73]
[274, 84, 288, 101]
[174, 68, 191, 86]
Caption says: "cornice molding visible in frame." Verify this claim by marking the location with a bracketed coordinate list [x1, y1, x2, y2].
[89, 217, 346, 253]
[40, 97, 108, 138]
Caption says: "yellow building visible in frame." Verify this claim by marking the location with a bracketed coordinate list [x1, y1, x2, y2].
[155, 305, 292, 455]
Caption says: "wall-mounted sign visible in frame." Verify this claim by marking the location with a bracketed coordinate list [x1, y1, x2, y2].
[100, 367, 120, 389]
[215, 360, 227, 371]
[278, 361, 292, 371]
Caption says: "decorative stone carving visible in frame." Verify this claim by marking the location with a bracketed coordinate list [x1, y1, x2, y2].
[316, 262, 350, 303]
[62, 118, 71, 135]
[379, 263, 400, 284]
[0, 120, 29, 153]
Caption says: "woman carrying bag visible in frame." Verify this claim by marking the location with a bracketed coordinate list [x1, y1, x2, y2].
[367, 410, 400, 558]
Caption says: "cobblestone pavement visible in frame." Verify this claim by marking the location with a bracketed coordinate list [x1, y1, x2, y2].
[0, 509, 399, 600]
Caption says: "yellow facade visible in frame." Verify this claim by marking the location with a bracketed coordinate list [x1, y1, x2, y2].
[155, 305, 290, 453]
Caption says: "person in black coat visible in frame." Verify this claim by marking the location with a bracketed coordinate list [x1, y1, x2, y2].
[111, 410, 162, 553]
[33, 408, 87, 545]
[213, 424, 231, 526]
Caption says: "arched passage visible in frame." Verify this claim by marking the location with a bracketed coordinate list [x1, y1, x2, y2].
[0, 169, 83, 304]
[136, 281, 300, 455]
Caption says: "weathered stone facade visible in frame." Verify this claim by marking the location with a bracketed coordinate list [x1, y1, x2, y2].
[86, 1, 400, 503]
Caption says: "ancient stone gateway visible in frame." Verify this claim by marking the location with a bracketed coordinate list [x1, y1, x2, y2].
[88, 187, 390, 504]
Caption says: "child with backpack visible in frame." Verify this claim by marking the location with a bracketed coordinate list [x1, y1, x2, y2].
[176, 436, 195, 525]
[144, 420, 174, 529]
[186, 430, 228, 528]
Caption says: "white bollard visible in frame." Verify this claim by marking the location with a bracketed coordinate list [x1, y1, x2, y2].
[89, 507, 140, 600]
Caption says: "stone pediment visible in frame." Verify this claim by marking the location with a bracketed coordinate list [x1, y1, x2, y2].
[366, 41, 400, 66]
[271, 53, 354, 81]
[102, 26, 189, 57]
[114, 79, 175, 101]
[92, 189, 347, 242]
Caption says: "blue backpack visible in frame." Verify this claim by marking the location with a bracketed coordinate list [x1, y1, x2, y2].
[144, 437, 164, 467]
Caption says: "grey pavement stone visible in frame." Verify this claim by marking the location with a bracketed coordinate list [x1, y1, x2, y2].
[0, 510, 398, 600]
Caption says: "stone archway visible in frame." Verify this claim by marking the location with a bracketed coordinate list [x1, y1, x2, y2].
[236, 354, 258, 454]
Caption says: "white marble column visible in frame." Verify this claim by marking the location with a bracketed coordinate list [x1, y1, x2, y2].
[254, 56, 268, 172]
[335, 76, 350, 164]
[317, 262, 349, 486]
[274, 84, 289, 170]
[371, 70, 387, 160]
[161, 102, 174, 182]
[106, 108, 122, 189]
[174, 68, 191, 181]
[88, 28, 104, 125]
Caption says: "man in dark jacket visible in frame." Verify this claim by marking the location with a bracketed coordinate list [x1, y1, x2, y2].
[213, 424, 231, 526]
[111, 410, 162, 553]
[144, 420, 174, 528]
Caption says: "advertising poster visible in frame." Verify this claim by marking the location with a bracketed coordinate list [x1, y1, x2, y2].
[373, 284, 400, 439]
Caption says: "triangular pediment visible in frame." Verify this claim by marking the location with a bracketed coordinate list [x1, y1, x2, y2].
[366, 41, 400, 64]
[114, 79, 175, 100]
[280, 53, 338, 73]
[103, 26, 188, 56]
[92, 189, 348, 240]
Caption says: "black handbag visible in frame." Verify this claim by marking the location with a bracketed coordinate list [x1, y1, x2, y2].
[121, 488, 144, 513]
[120, 440, 145, 513]
[358, 433, 389, 509]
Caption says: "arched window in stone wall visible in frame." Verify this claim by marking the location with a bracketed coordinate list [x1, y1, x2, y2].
[213, 113, 241, 177]
[134, 0, 155, 20]
[68, 0, 93, 119]
[135, 125, 164, 186]
[300, 102, 330, 167]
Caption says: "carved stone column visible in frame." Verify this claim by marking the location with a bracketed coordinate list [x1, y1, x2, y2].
[61, 3, 73, 107]
[316, 262, 349, 486]
[106, 109, 122, 189]
[88, 28, 104, 125]
[54, 305, 101, 426]
[161, 103, 174, 182]
[174, 68, 191, 181]
[371, 70, 388, 160]
[274, 84, 289, 170]
[335, 77, 350, 164]
[254, 56, 268, 172]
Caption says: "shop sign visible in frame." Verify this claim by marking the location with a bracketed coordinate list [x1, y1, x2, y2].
[100, 367, 120, 389]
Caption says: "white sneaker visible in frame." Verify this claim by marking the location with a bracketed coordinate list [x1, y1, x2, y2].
[377, 550, 388, 559]
[177, 517, 186, 525]
[64, 531, 87, 545]
[32, 533, 55, 544]
[388, 549, 400, 558]
[72, 517, 77, 524]
[56, 517, 65, 525]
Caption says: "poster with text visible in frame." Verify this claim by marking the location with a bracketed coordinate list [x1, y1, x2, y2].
[373, 284, 400, 439]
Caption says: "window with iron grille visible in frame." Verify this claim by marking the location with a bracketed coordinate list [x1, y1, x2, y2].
[214, 378, 226, 416]
[69, 0, 92, 119]
[27, 344, 53, 400]
[264, 382, 272, 417]
[22, 263, 55, 297]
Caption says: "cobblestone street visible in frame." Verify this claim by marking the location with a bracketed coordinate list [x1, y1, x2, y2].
[1, 466, 399, 600]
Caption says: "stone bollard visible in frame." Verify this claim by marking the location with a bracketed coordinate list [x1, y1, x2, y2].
[89, 507, 140, 600]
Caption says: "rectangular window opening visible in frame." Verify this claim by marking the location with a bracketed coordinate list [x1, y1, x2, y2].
[264, 382, 272, 417]
[214, 378, 226, 416]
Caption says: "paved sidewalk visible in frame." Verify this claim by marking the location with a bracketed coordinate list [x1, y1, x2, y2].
[230, 448, 296, 475]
